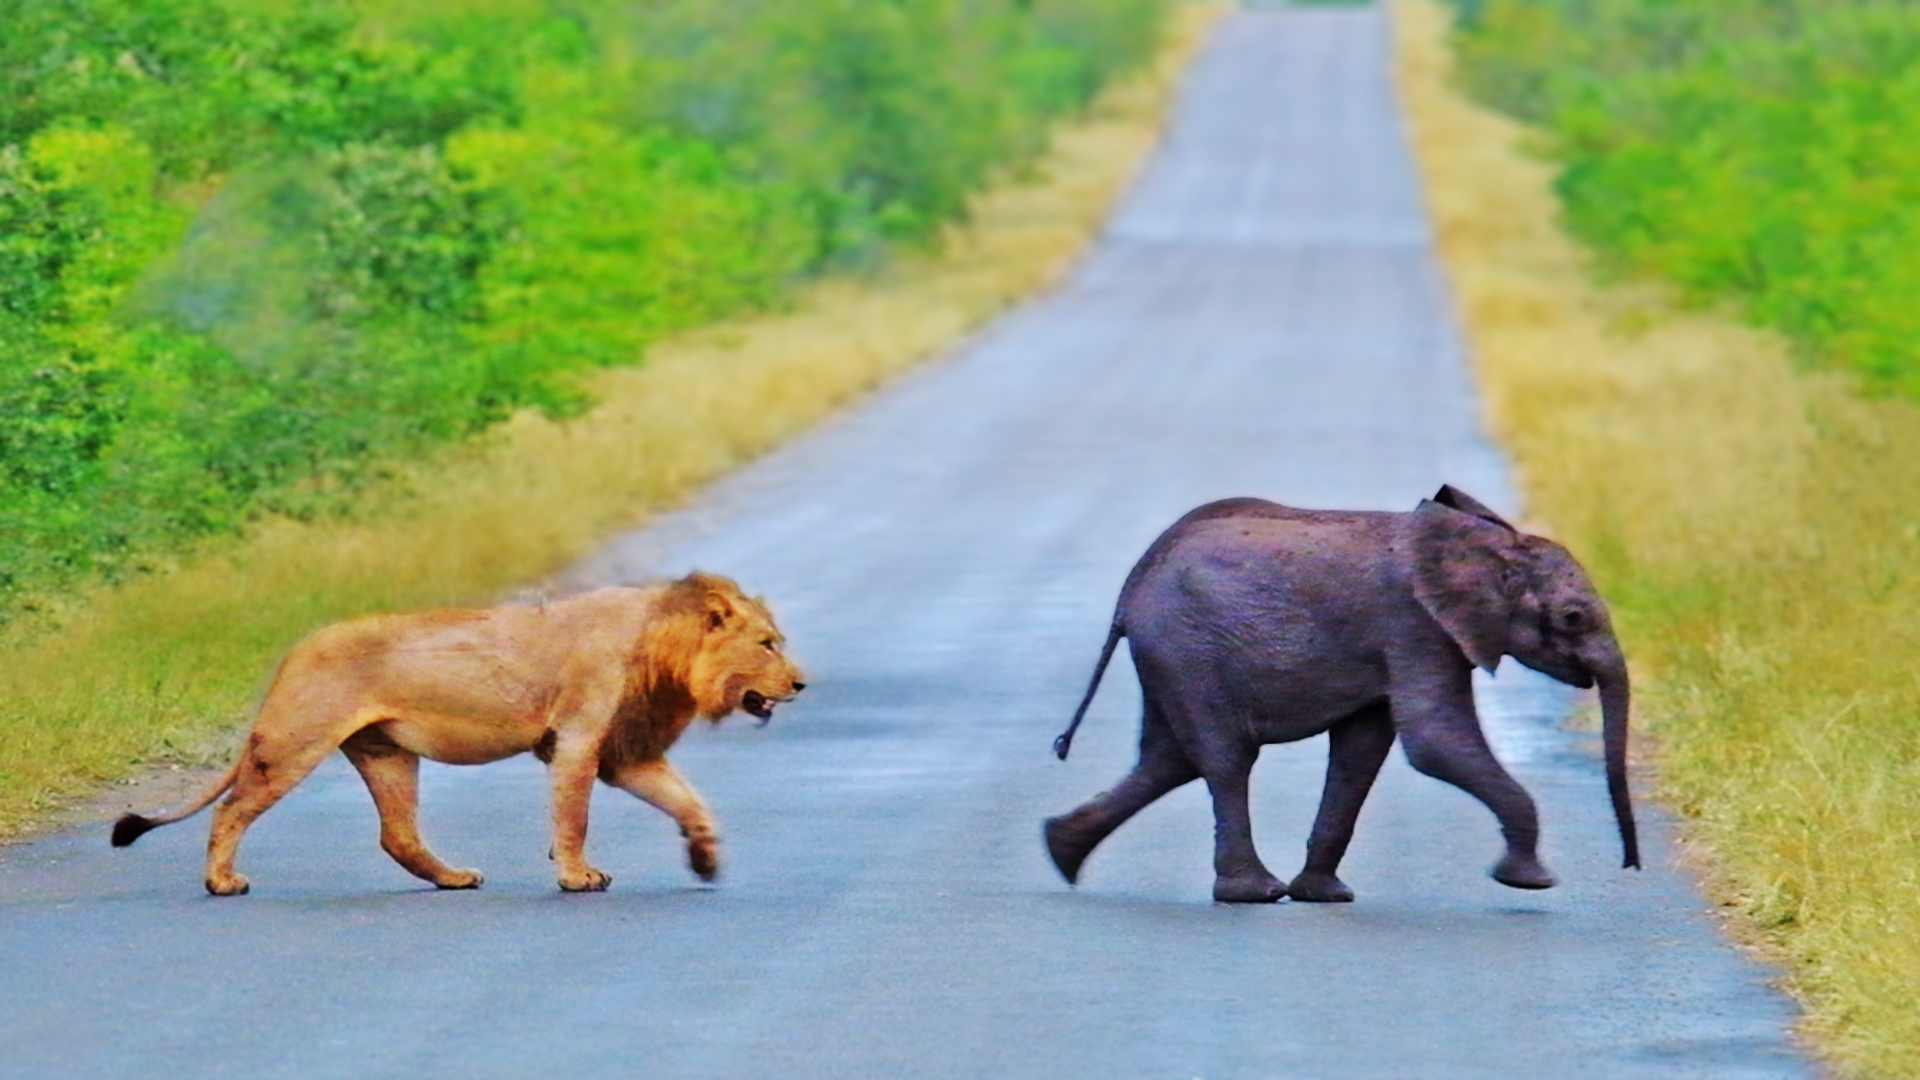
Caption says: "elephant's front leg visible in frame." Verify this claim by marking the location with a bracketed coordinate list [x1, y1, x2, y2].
[1196, 742, 1285, 904]
[1289, 702, 1395, 903]
[1398, 688, 1555, 890]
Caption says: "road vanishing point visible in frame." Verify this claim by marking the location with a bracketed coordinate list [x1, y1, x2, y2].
[2, 7, 1813, 1079]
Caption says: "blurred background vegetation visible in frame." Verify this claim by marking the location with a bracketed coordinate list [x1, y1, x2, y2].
[0, 0, 1166, 620]
[1445, 0, 1920, 397]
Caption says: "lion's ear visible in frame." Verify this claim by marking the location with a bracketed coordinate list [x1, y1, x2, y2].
[704, 589, 737, 630]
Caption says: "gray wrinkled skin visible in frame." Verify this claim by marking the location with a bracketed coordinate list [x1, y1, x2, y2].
[1047, 485, 1639, 903]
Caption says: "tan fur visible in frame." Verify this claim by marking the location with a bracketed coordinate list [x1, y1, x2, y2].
[114, 572, 804, 895]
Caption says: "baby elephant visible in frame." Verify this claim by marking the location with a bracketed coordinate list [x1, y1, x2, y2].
[1046, 486, 1638, 903]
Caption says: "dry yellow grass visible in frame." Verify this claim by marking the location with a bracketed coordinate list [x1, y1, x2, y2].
[1393, 2, 1920, 1074]
[0, 4, 1229, 835]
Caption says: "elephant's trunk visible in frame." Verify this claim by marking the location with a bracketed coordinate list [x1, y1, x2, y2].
[1596, 661, 1640, 869]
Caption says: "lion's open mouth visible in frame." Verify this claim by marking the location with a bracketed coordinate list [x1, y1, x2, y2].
[742, 690, 775, 723]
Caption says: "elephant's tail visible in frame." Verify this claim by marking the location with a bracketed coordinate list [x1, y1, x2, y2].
[1053, 620, 1125, 760]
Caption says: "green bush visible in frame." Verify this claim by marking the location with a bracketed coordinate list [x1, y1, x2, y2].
[0, 0, 1168, 619]
[1448, 0, 1920, 396]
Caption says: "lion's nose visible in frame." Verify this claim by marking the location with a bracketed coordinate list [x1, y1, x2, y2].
[792, 681, 806, 692]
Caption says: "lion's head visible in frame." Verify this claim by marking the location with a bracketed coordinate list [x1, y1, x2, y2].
[657, 572, 805, 723]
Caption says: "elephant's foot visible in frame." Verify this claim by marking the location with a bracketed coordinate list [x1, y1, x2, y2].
[1043, 815, 1097, 885]
[1285, 870, 1355, 903]
[1491, 851, 1557, 890]
[1213, 871, 1287, 904]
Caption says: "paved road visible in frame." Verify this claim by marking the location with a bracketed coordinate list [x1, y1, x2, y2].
[1, 7, 1811, 1079]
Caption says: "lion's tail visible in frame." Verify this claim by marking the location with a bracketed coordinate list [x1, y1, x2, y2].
[110, 757, 242, 847]
[1052, 619, 1125, 761]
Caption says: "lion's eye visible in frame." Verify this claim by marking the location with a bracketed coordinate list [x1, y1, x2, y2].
[760, 637, 776, 651]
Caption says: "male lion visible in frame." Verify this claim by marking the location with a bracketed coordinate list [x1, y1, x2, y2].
[111, 571, 805, 896]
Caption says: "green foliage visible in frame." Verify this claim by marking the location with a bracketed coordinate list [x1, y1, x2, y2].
[0, 0, 520, 176]
[619, 0, 1164, 259]
[1448, 0, 1920, 396]
[0, 0, 1169, 618]
[450, 122, 812, 371]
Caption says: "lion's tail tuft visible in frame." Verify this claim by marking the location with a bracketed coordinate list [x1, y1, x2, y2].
[111, 813, 157, 848]
[107, 757, 243, 848]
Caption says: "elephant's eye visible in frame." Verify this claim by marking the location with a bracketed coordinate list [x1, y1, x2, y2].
[1557, 608, 1588, 632]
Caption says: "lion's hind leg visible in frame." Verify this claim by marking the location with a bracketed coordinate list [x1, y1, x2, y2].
[341, 727, 483, 890]
[604, 760, 720, 882]
[203, 725, 345, 896]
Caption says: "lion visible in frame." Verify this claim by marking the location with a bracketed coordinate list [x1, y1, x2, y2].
[111, 571, 805, 896]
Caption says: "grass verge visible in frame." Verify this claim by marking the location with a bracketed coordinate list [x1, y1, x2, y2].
[0, 3, 1228, 838]
[1393, 2, 1920, 1074]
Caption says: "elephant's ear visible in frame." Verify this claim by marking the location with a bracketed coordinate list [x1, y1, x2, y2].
[1411, 500, 1520, 672]
[1432, 484, 1517, 532]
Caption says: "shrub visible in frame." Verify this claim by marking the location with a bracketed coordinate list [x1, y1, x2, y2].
[0, 0, 1169, 620]
[1448, 0, 1920, 396]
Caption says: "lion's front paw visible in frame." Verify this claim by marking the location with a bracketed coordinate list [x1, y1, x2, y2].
[435, 868, 485, 890]
[688, 837, 720, 882]
[558, 866, 612, 892]
[205, 873, 251, 896]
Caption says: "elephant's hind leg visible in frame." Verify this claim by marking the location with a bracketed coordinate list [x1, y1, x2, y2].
[341, 727, 483, 890]
[1289, 702, 1395, 902]
[1171, 703, 1285, 903]
[1044, 704, 1198, 885]
[1199, 756, 1287, 904]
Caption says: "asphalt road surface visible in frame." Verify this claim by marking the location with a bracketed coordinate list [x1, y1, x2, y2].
[1, 7, 1813, 1079]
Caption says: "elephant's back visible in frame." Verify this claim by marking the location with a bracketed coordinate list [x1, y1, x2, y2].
[1121, 512, 1402, 644]
[1145, 510, 1400, 583]
[1120, 501, 1388, 596]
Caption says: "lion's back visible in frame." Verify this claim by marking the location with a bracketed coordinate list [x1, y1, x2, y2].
[264, 606, 573, 731]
